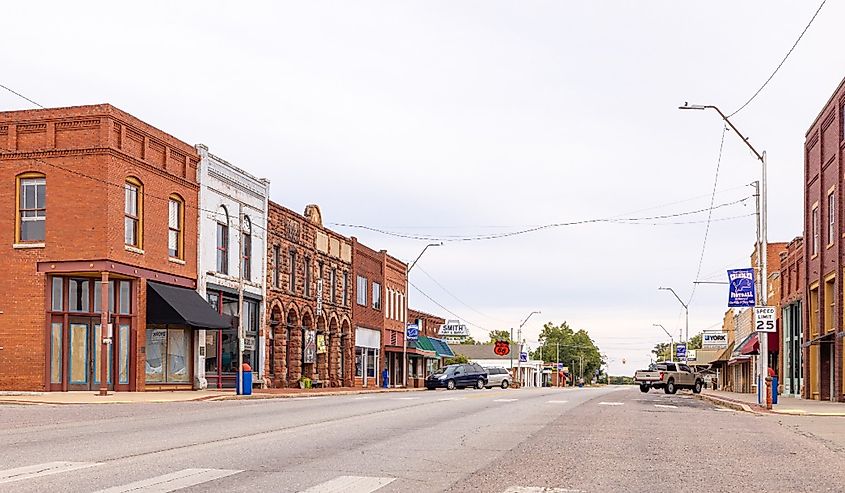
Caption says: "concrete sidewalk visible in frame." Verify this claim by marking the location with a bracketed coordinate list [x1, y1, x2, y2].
[0, 386, 424, 405]
[700, 389, 845, 417]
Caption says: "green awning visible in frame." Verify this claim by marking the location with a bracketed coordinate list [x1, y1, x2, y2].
[429, 337, 454, 357]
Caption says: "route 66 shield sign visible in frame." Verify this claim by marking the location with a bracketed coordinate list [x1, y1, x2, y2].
[494, 340, 510, 356]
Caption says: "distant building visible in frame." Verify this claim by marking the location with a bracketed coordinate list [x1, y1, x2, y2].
[779, 237, 804, 397]
[449, 343, 543, 388]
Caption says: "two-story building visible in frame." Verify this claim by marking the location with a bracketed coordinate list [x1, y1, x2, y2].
[265, 202, 353, 388]
[780, 237, 805, 398]
[0, 104, 228, 392]
[804, 74, 845, 402]
[195, 145, 269, 390]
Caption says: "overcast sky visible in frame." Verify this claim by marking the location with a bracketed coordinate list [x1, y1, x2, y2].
[3, 1, 843, 375]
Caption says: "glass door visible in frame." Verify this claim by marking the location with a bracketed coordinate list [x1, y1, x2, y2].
[68, 322, 90, 390]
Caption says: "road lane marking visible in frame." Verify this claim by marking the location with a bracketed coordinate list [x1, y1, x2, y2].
[302, 475, 395, 492]
[503, 487, 584, 492]
[494, 398, 518, 402]
[598, 402, 623, 406]
[654, 404, 677, 409]
[0, 462, 101, 484]
[546, 400, 569, 404]
[714, 407, 733, 412]
[95, 468, 242, 492]
[351, 396, 371, 400]
[438, 397, 466, 401]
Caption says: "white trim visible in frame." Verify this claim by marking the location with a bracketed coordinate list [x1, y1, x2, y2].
[124, 245, 145, 255]
[13, 242, 45, 249]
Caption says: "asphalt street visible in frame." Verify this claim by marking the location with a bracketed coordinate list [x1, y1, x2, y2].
[1, 386, 844, 492]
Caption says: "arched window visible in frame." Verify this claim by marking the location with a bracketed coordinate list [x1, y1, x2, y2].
[168, 194, 185, 259]
[216, 205, 229, 274]
[124, 177, 143, 248]
[241, 215, 252, 281]
[16, 172, 46, 243]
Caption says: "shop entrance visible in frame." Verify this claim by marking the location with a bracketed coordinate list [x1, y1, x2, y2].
[67, 318, 113, 391]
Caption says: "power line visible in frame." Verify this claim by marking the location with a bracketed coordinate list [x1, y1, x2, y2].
[332, 196, 752, 242]
[688, 125, 729, 306]
[728, 0, 827, 117]
[414, 266, 510, 325]
[407, 280, 487, 332]
[0, 83, 45, 109]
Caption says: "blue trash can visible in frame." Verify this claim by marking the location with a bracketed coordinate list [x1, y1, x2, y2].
[772, 377, 778, 405]
[236, 364, 253, 395]
[381, 368, 389, 388]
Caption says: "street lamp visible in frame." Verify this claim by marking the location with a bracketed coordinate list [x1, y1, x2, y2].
[403, 242, 443, 387]
[680, 103, 769, 407]
[653, 323, 674, 362]
[658, 287, 688, 362]
[514, 310, 541, 387]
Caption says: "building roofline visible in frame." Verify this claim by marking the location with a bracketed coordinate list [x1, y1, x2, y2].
[806, 73, 845, 137]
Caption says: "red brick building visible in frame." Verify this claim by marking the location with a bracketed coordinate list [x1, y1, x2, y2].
[0, 104, 227, 392]
[780, 237, 804, 397]
[265, 203, 353, 388]
[804, 74, 845, 401]
[408, 308, 451, 386]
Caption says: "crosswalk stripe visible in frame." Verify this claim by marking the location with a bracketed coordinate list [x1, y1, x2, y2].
[493, 398, 518, 402]
[301, 475, 395, 493]
[0, 462, 100, 484]
[598, 402, 623, 406]
[654, 404, 677, 409]
[547, 400, 569, 404]
[95, 468, 242, 492]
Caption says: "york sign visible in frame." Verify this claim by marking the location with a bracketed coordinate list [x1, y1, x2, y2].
[702, 332, 728, 348]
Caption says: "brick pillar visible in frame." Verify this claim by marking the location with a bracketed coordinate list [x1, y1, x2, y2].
[289, 326, 302, 386]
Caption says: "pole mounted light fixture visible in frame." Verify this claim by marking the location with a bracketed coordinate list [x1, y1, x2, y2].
[658, 287, 688, 362]
[403, 241, 443, 388]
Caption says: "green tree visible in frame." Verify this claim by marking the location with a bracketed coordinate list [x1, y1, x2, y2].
[688, 333, 702, 350]
[531, 321, 604, 382]
[444, 353, 468, 365]
[488, 330, 512, 343]
[461, 335, 478, 345]
[652, 342, 671, 361]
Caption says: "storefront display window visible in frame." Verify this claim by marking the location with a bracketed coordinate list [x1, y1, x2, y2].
[50, 322, 62, 384]
[69, 279, 89, 312]
[355, 347, 363, 377]
[51, 278, 63, 311]
[145, 328, 166, 383]
[167, 329, 190, 383]
[205, 331, 219, 373]
[145, 327, 190, 384]
[367, 348, 377, 378]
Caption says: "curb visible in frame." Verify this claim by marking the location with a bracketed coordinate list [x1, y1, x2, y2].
[214, 387, 427, 401]
[696, 393, 758, 414]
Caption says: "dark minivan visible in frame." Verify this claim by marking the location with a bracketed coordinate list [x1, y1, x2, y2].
[425, 363, 488, 390]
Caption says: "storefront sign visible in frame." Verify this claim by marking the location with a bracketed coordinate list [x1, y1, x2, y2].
[406, 324, 419, 341]
[687, 349, 697, 362]
[439, 319, 469, 337]
[151, 329, 167, 344]
[303, 330, 317, 363]
[702, 331, 728, 348]
[243, 336, 256, 352]
[316, 334, 327, 354]
[727, 268, 756, 307]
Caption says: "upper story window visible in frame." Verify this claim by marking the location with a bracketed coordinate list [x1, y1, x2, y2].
[828, 191, 835, 246]
[216, 206, 229, 274]
[272, 245, 280, 288]
[342, 271, 349, 306]
[305, 257, 312, 297]
[331, 268, 337, 304]
[17, 172, 46, 243]
[124, 177, 143, 248]
[372, 282, 381, 310]
[812, 206, 819, 256]
[168, 195, 184, 259]
[241, 216, 252, 281]
[289, 250, 297, 292]
[356, 275, 367, 306]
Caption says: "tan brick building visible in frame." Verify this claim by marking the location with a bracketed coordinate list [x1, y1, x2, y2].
[0, 104, 227, 392]
[265, 202, 353, 388]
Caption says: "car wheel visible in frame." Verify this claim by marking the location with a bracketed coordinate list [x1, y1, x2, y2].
[639, 384, 650, 393]
[501, 380, 509, 389]
[476, 379, 485, 390]
[693, 380, 703, 394]
[666, 379, 677, 395]
[446, 379, 456, 390]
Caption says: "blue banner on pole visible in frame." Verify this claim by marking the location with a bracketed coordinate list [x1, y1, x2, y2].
[676, 343, 687, 359]
[727, 268, 756, 307]
[406, 324, 419, 341]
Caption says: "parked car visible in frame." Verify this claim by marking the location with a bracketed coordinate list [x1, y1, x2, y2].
[633, 361, 703, 394]
[484, 367, 511, 389]
[425, 363, 488, 390]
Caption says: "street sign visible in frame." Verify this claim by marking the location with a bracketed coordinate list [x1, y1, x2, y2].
[687, 349, 697, 362]
[754, 306, 776, 333]
[406, 324, 419, 341]
[676, 343, 687, 359]
[557, 362, 564, 370]
[519, 352, 528, 362]
[494, 340, 510, 356]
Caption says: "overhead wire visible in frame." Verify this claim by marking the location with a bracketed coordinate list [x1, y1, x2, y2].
[407, 280, 487, 332]
[728, 0, 827, 117]
[413, 266, 510, 325]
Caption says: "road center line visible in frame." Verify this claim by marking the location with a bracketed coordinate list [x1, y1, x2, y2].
[654, 404, 677, 409]
[0, 462, 101, 485]
[598, 402, 623, 406]
[494, 398, 518, 402]
[546, 400, 569, 404]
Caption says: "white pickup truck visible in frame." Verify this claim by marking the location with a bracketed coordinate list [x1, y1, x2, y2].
[633, 361, 704, 395]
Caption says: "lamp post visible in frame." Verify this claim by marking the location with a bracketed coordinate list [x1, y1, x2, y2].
[658, 287, 688, 362]
[680, 103, 769, 407]
[403, 242, 442, 387]
[516, 311, 541, 387]
[653, 323, 674, 362]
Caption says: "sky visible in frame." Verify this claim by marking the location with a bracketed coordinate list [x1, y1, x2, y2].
[2, 1, 843, 375]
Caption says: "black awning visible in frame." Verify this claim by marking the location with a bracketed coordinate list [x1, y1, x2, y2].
[147, 281, 231, 329]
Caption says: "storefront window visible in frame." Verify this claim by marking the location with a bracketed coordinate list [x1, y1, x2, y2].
[205, 331, 219, 373]
[355, 347, 363, 377]
[221, 330, 238, 373]
[69, 279, 89, 312]
[51, 278, 63, 311]
[167, 329, 190, 383]
[145, 327, 190, 384]
[119, 281, 130, 315]
[366, 348, 377, 378]
[145, 328, 166, 383]
[50, 322, 62, 384]
[119, 324, 130, 384]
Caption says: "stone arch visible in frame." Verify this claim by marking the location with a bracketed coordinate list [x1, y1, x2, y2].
[327, 314, 340, 386]
[286, 306, 301, 386]
[268, 300, 285, 384]
[340, 317, 352, 387]
[300, 308, 315, 380]
[316, 313, 328, 383]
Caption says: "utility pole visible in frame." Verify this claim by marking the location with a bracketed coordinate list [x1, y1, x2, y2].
[658, 287, 688, 362]
[237, 203, 244, 396]
[517, 311, 540, 387]
[680, 103, 769, 408]
[556, 342, 560, 387]
[510, 328, 514, 382]
[653, 323, 674, 362]
[404, 242, 441, 387]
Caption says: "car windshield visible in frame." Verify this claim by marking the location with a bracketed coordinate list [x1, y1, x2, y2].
[434, 366, 456, 375]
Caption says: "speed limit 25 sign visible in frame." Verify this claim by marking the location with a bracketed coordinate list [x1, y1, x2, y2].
[754, 306, 776, 333]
